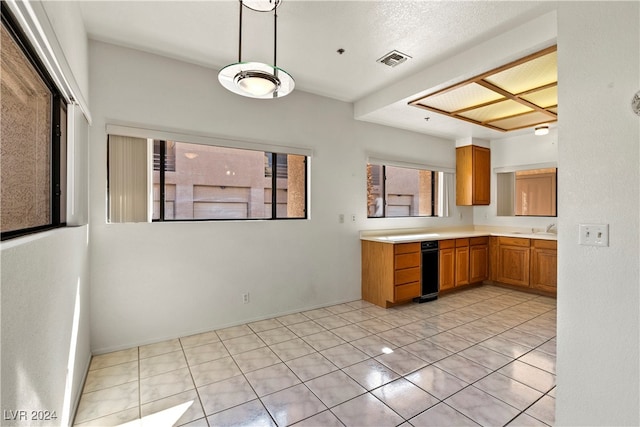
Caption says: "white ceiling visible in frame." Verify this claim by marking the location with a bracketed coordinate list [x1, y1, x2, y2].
[78, 0, 558, 140]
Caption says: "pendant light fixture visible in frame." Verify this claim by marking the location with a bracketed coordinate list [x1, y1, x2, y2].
[218, 0, 294, 99]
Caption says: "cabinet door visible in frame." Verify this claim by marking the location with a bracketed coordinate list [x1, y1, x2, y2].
[439, 248, 455, 291]
[472, 146, 491, 205]
[497, 245, 530, 287]
[455, 246, 469, 286]
[470, 244, 489, 283]
[531, 247, 557, 294]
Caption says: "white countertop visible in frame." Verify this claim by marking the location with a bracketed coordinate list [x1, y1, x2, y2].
[360, 229, 557, 243]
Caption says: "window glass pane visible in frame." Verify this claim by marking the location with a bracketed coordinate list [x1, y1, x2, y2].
[160, 141, 272, 220]
[277, 153, 306, 218]
[368, 163, 450, 218]
[367, 164, 383, 217]
[1, 22, 52, 233]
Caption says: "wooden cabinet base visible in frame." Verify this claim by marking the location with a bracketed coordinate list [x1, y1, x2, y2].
[484, 280, 556, 298]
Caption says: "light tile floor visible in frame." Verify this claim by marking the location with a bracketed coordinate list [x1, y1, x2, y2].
[73, 285, 556, 427]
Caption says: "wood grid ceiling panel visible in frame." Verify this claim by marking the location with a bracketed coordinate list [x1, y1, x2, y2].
[409, 45, 557, 132]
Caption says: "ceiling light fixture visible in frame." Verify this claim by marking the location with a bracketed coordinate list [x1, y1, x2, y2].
[218, 0, 294, 99]
[534, 125, 549, 136]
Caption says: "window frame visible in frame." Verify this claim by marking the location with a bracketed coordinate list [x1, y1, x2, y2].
[152, 139, 308, 222]
[1, 5, 67, 241]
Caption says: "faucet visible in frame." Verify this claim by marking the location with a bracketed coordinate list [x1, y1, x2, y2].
[546, 223, 557, 233]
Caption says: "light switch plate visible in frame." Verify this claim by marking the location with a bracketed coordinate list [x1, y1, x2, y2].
[578, 223, 609, 247]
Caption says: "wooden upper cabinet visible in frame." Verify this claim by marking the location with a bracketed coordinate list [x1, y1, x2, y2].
[456, 145, 491, 206]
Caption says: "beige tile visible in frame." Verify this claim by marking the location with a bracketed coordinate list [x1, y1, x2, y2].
[474, 372, 543, 410]
[331, 393, 402, 427]
[445, 386, 520, 426]
[302, 307, 333, 320]
[269, 338, 315, 361]
[139, 338, 182, 359]
[304, 370, 366, 407]
[261, 384, 326, 426]
[89, 348, 138, 371]
[73, 407, 139, 427]
[433, 354, 493, 383]
[320, 343, 369, 369]
[232, 346, 281, 373]
[244, 363, 301, 397]
[519, 349, 556, 374]
[351, 335, 396, 357]
[276, 312, 310, 326]
[256, 326, 298, 346]
[140, 389, 205, 426]
[313, 315, 351, 330]
[285, 352, 338, 382]
[376, 327, 420, 347]
[215, 324, 253, 340]
[375, 348, 427, 376]
[342, 359, 400, 390]
[406, 365, 469, 400]
[408, 402, 480, 427]
[458, 344, 513, 370]
[183, 341, 229, 366]
[198, 375, 257, 416]
[324, 303, 355, 315]
[139, 350, 187, 379]
[74, 382, 139, 425]
[140, 367, 194, 404]
[189, 356, 241, 388]
[247, 318, 282, 333]
[330, 324, 370, 341]
[301, 330, 346, 352]
[524, 395, 555, 426]
[287, 320, 326, 337]
[403, 339, 452, 364]
[372, 378, 439, 419]
[206, 399, 276, 427]
[498, 360, 556, 393]
[180, 331, 220, 349]
[222, 334, 265, 355]
[83, 361, 138, 393]
[292, 410, 342, 427]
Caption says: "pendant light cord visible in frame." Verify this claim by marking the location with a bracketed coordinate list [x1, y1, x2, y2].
[273, 6, 277, 68]
[238, 0, 243, 62]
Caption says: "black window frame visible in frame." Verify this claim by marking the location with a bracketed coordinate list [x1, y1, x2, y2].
[1, 5, 67, 241]
[153, 140, 308, 221]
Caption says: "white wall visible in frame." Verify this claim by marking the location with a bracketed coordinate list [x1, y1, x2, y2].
[0, 2, 91, 426]
[474, 129, 559, 229]
[87, 41, 470, 353]
[556, 1, 639, 425]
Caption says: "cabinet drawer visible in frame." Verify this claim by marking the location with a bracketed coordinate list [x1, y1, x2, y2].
[395, 252, 420, 270]
[439, 239, 455, 249]
[470, 236, 489, 246]
[498, 237, 530, 247]
[532, 239, 557, 250]
[395, 267, 420, 285]
[395, 282, 420, 301]
[456, 238, 470, 247]
[394, 243, 420, 255]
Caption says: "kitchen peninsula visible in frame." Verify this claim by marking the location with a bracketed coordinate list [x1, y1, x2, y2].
[361, 228, 557, 308]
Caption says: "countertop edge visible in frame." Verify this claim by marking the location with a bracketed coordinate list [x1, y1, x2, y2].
[360, 230, 557, 243]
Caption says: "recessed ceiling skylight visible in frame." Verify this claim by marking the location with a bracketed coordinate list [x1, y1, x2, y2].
[409, 46, 557, 132]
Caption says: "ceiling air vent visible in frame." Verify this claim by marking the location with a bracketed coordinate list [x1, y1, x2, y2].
[377, 50, 412, 67]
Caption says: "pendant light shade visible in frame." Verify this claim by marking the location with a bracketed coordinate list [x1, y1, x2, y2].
[218, 0, 294, 99]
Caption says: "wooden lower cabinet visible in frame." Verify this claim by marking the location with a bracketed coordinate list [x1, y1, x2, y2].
[439, 240, 455, 291]
[455, 239, 470, 286]
[496, 238, 530, 287]
[361, 241, 421, 308]
[470, 237, 489, 283]
[530, 239, 558, 294]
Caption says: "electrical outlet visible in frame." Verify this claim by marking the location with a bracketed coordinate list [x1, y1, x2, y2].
[351, 214, 356, 222]
[339, 214, 344, 223]
[579, 224, 609, 247]
[242, 293, 250, 304]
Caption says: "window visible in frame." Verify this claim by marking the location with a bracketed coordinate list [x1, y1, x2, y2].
[367, 163, 452, 218]
[0, 8, 67, 240]
[108, 136, 307, 222]
[497, 167, 557, 217]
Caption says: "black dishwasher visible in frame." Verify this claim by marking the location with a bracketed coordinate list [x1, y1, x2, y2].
[414, 241, 439, 303]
